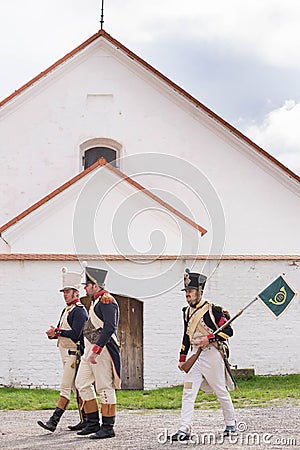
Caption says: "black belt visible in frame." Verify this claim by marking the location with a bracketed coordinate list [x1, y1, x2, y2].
[68, 350, 77, 355]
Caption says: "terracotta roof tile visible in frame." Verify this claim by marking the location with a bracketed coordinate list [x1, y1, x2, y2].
[0, 254, 298, 261]
[0, 158, 207, 235]
[0, 30, 105, 108]
[1, 29, 299, 185]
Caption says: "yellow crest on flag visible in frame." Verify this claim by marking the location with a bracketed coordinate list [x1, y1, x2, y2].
[269, 286, 287, 306]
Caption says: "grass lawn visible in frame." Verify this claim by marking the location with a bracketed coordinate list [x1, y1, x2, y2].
[0, 374, 299, 411]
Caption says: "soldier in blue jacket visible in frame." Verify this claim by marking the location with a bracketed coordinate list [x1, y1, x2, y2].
[172, 269, 236, 441]
[75, 266, 121, 440]
[37, 267, 88, 432]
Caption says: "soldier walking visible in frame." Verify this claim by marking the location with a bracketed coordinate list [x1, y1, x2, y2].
[37, 267, 88, 432]
[75, 266, 121, 440]
[172, 269, 236, 441]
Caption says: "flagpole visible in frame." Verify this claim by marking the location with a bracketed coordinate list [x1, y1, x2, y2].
[181, 297, 259, 374]
[214, 297, 258, 334]
[182, 275, 297, 374]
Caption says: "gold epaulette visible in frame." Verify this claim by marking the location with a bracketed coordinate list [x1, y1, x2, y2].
[100, 293, 115, 304]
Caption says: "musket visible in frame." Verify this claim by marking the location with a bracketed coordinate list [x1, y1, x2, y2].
[71, 343, 83, 422]
[180, 346, 202, 373]
[181, 298, 258, 373]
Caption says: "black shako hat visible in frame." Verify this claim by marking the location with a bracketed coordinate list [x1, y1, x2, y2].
[83, 266, 108, 287]
[181, 268, 207, 291]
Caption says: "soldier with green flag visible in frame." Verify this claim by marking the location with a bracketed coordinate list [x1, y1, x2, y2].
[171, 269, 236, 441]
[171, 272, 297, 441]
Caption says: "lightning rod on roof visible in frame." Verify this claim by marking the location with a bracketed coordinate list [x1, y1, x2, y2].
[100, 0, 105, 29]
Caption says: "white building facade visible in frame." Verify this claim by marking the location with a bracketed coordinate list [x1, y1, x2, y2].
[0, 30, 299, 389]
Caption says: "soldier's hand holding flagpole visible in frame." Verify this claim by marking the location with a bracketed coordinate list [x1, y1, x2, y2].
[181, 274, 297, 374]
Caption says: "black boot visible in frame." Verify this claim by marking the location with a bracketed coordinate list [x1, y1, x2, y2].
[171, 430, 191, 441]
[68, 411, 88, 431]
[77, 411, 100, 436]
[37, 407, 64, 432]
[89, 416, 115, 439]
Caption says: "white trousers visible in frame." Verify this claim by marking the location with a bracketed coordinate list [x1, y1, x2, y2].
[59, 347, 77, 400]
[179, 345, 236, 433]
[75, 345, 116, 404]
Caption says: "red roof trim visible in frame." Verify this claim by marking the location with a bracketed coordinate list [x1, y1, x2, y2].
[0, 158, 102, 234]
[0, 254, 298, 261]
[104, 160, 207, 235]
[0, 158, 207, 235]
[1, 29, 299, 184]
[102, 32, 300, 184]
[0, 30, 105, 108]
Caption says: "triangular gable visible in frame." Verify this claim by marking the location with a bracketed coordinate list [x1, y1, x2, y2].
[1, 29, 299, 186]
[0, 158, 206, 239]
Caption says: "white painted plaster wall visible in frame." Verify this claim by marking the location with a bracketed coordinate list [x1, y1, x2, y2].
[0, 259, 299, 390]
[1, 38, 300, 255]
[1, 36, 300, 391]
[1, 165, 200, 256]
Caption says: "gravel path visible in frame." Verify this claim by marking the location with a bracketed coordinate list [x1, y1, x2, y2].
[0, 404, 299, 450]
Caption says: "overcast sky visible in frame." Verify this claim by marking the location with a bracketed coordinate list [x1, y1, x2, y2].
[1, 0, 300, 175]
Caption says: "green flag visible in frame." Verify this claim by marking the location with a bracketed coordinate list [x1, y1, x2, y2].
[257, 275, 297, 318]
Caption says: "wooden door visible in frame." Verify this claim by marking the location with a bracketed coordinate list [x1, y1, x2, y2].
[114, 294, 144, 390]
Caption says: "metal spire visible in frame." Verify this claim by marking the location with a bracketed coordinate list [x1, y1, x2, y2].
[100, 0, 105, 29]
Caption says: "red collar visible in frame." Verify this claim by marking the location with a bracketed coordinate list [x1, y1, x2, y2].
[67, 299, 80, 306]
[94, 290, 108, 300]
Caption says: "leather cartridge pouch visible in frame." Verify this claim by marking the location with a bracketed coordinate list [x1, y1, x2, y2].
[83, 318, 101, 344]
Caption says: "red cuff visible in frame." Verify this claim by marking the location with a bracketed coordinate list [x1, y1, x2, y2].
[92, 345, 103, 355]
[179, 354, 187, 362]
[54, 328, 62, 338]
[207, 333, 215, 342]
